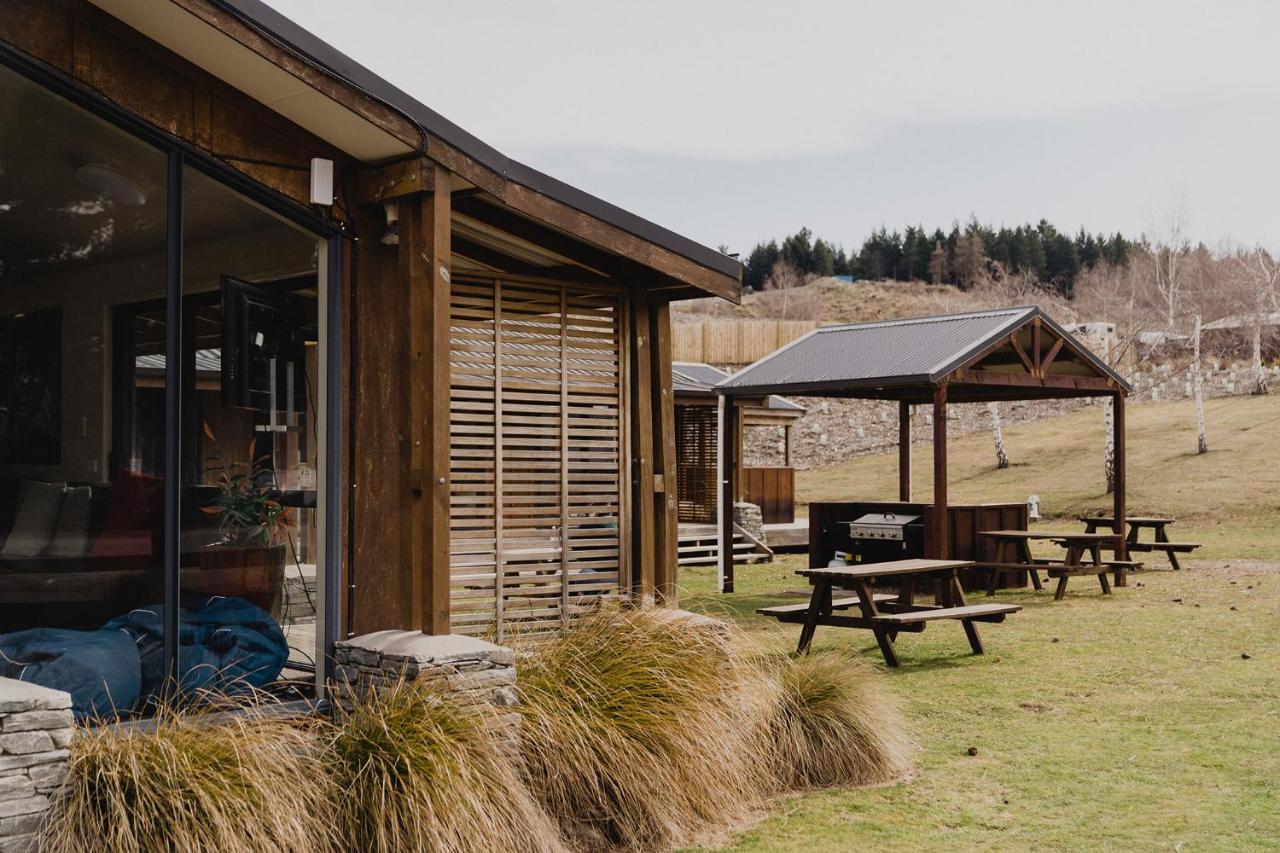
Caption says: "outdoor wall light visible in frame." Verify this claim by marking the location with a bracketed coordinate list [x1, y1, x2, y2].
[74, 164, 147, 207]
[381, 200, 400, 246]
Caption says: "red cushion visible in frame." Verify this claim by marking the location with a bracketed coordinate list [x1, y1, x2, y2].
[89, 471, 163, 560]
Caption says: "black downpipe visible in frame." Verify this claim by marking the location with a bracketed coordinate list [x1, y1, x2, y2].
[162, 151, 183, 689]
[323, 235, 344, 663]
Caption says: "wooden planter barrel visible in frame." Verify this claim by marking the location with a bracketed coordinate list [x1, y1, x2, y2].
[182, 543, 286, 618]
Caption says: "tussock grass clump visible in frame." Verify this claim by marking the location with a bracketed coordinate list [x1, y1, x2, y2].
[516, 606, 774, 851]
[40, 706, 336, 853]
[765, 650, 911, 790]
[329, 677, 565, 853]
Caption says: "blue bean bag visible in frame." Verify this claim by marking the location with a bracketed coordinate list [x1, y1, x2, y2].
[0, 596, 287, 719]
[0, 626, 142, 720]
[103, 596, 287, 700]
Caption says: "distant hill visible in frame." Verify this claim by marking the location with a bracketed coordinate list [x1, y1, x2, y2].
[672, 277, 1061, 327]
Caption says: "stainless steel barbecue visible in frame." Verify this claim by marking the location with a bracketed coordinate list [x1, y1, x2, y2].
[844, 512, 921, 542]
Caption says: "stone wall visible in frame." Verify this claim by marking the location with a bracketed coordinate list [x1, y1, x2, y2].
[332, 631, 520, 745]
[0, 679, 72, 853]
[742, 362, 1277, 471]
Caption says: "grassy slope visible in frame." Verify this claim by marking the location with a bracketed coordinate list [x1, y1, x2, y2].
[675, 394, 1280, 850]
[797, 395, 1280, 560]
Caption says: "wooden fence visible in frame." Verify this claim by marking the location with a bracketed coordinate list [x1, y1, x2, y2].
[742, 466, 795, 525]
[673, 319, 818, 365]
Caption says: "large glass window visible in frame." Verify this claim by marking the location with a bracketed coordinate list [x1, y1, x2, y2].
[0, 61, 332, 719]
[178, 165, 324, 699]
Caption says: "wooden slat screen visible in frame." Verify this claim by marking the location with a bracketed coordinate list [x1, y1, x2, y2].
[675, 404, 718, 523]
[449, 278, 625, 639]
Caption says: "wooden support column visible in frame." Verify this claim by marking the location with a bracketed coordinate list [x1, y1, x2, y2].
[629, 297, 656, 602]
[1113, 391, 1127, 562]
[783, 423, 793, 467]
[720, 396, 739, 593]
[898, 400, 912, 501]
[650, 298, 679, 603]
[401, 164, 452, 634]
[932, 383, 949, 559]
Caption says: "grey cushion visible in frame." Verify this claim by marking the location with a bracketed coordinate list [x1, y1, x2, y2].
[0, 480, 66, 558]
[44, 485, 93, 559]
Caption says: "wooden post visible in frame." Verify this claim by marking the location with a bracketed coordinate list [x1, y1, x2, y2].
[783, 423, 792, 467]
[898, 400, 911, 501]
[1113, 391, 1127, 563]
[932, 383, 948, 559]
[650, 297, 679, 603]
[629, 298, 656, 602]
[720, 396, 739, 593]
[402, 164, 452, 634]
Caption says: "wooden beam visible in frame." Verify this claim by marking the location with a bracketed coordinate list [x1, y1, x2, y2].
[952, 368, 1116, 394]
[1032, 316, 1042, 372]
[401, 164, 453, 635]
[933, 383, 949, 559]
[357, 157, 433, 204]
[720, 398, 739, 593]
[629, 297, 656, 603]
[1040, 335, 1066, 375]
[898, 400, 912, 501]
[1009, 333, 1036, 374]
[1113, 392, 1127, 562]
[650, 298, 679, 603]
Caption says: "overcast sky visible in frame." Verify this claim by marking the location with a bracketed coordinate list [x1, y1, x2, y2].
[265, 0, 1280, 255]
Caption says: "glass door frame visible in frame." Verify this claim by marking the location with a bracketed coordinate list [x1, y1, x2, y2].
[0, 44, 345, 695]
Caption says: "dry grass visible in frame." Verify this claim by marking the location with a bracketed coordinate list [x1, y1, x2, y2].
[40, 705, 337, 853]
[763, 651, 912, 790]
[328, 677, 565, 853]
[673, 279, 987, 325]
[515, 606, 776, 851]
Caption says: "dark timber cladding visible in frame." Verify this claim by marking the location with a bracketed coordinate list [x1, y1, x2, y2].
[715, 307, 1131, 588]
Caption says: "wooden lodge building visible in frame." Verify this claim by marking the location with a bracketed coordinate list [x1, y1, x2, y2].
[0, 0, 741, 712]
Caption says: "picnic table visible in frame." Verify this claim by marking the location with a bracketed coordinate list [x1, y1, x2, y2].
[978, 530, 1127, 600]
[1078, 515, 1200, 570]
[757, 559, 1020, 667]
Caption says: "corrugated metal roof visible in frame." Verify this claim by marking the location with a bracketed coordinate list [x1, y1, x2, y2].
[716, 306, 1129, 396]
[673, 362, 804, 411]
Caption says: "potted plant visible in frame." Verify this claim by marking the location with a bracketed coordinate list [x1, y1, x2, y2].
[191, 425, 289, 616]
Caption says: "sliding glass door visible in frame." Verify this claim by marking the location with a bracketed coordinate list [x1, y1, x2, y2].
[0, 59, 338, 719]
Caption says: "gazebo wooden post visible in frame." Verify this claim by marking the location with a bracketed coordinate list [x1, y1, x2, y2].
[1113, 390, 1127, 571]
[784, 423, 792, 467]
[898, 400, 912, 501]
[932, 383, 949, 559]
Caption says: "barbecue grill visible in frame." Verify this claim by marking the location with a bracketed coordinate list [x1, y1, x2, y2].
[842, 512, 924, 562]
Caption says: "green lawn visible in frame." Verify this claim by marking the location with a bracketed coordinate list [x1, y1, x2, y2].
[676, 395, 1280, 851]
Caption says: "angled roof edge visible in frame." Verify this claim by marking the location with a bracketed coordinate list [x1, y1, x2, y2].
[715, 306, 1131, 395]
[208, 0, 742, 285]
[673, 362, 806, 411]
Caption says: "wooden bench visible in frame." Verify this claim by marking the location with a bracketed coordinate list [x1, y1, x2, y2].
[872, 603, 1020, 625]
[1127, 541, 1200, 570]
[757, 593, 894, 618]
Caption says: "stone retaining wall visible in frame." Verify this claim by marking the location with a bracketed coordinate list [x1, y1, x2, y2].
[0, 679, 73, 853]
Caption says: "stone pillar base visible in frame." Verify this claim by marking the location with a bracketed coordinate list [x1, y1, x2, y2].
[332, 632, 519, 744]
[0, 678, 73, 853]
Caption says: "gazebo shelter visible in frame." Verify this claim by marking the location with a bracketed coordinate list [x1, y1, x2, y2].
[715, 307, 1131, 592]
[673, 362, 805, 525]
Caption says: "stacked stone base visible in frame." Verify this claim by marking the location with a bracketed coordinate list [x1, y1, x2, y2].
[332, 631, 520, 746]
[0, 679, 73, 853]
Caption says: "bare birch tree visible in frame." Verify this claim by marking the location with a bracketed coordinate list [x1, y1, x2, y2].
[1150, 202, 1191, 331]
[1234, 248, 1278, 394]
[1192, 313, 1208, 453]
[1103, 397, 1116, 492]
[987, 402, 1009, 469]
